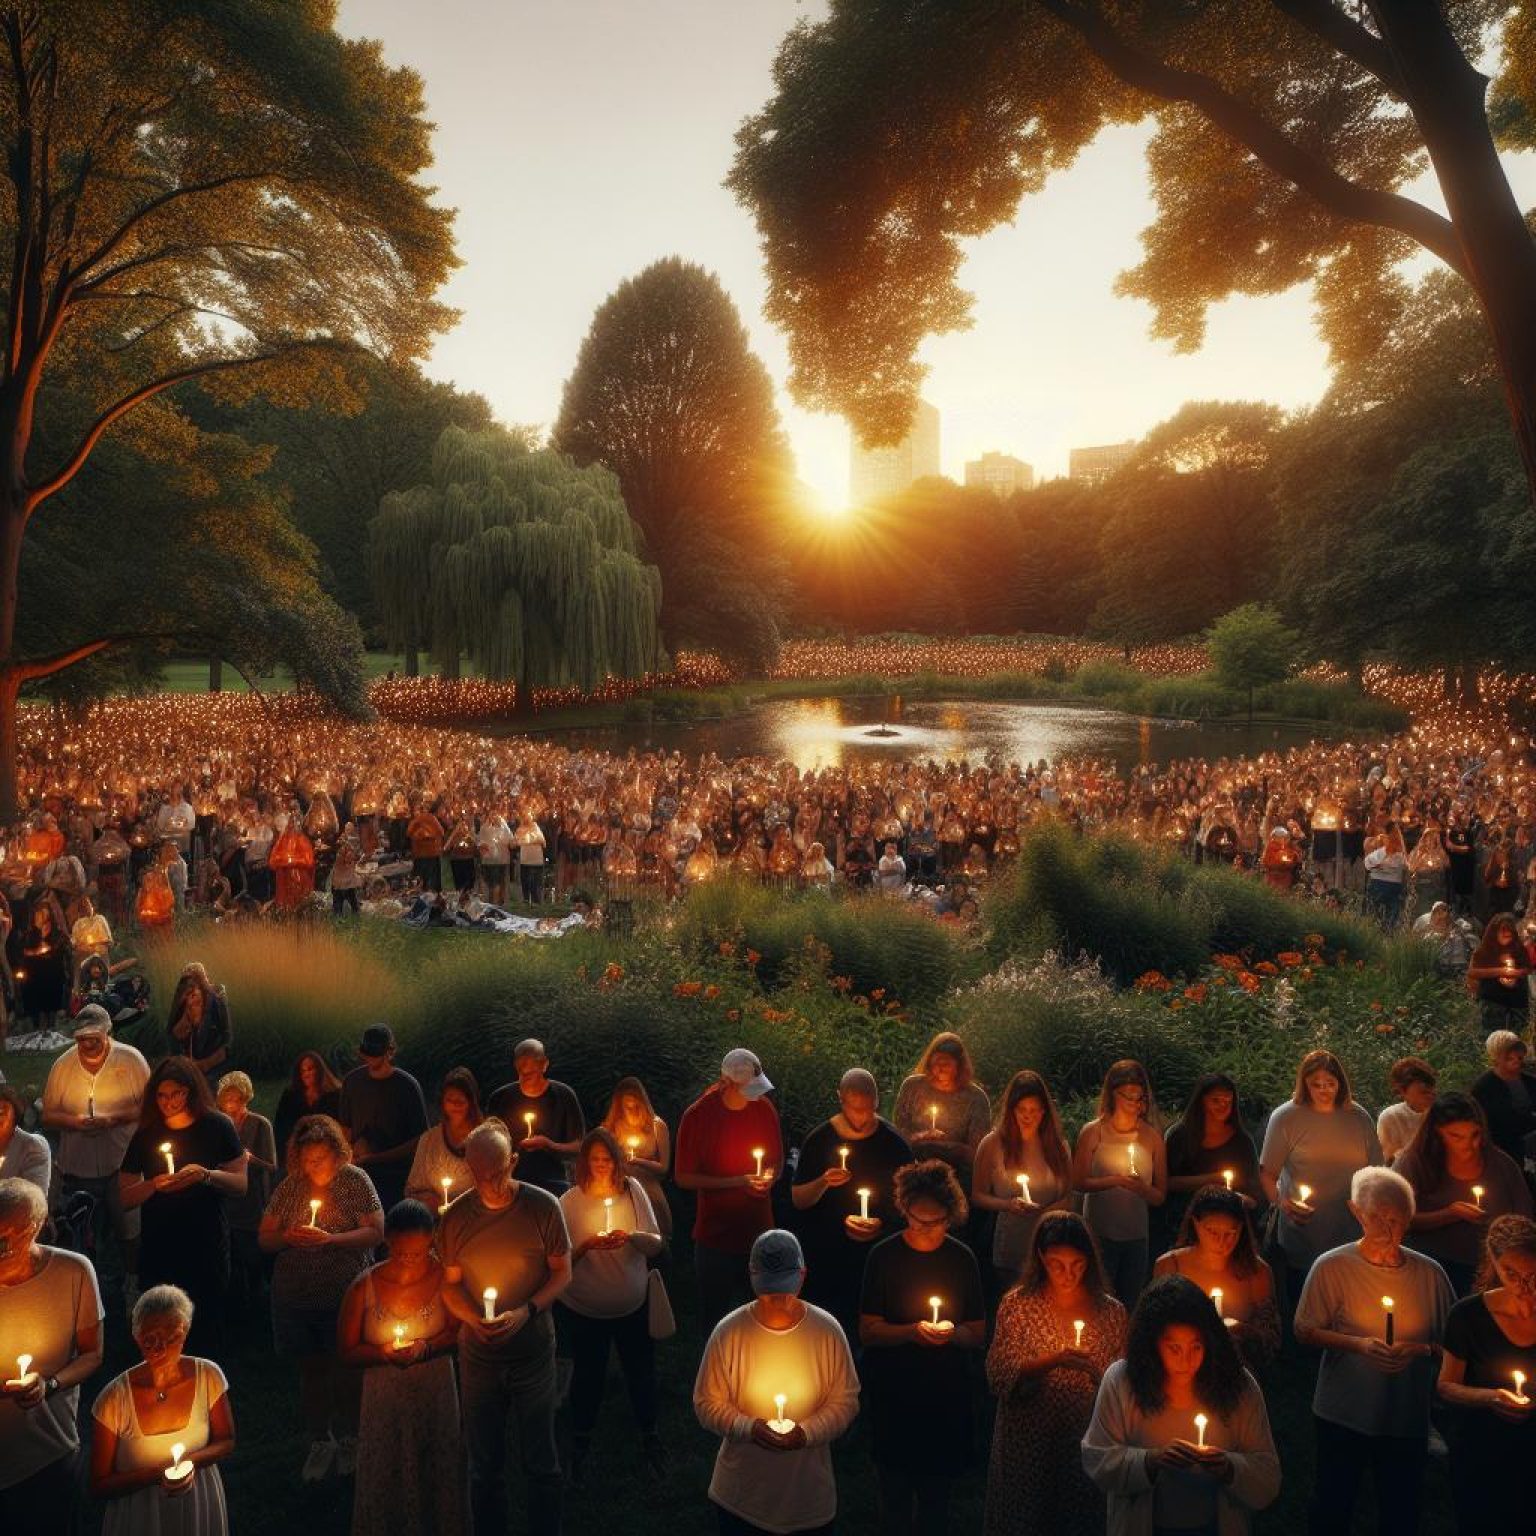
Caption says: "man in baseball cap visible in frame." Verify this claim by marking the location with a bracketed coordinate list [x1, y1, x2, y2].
[337, 1023, 427, 1212]
[720, 1047, 774, 1099]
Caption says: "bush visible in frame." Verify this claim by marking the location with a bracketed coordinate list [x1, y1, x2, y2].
[1072, 660, 1145, 698]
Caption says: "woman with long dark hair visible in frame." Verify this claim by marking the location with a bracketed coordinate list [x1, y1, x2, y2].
[1082, 1275, 1280, 1534]
[1154, 1187, 1280, 1372]
[972, 1070, 1074, 1292]
[985, 1212, 1126, 1536]
[1465, 914, 1531, 1030]
[273, 1051, 343, 1158]
[118, 1058, 246, 1357]
[405, 1068, 483, 1211]
[1163, 1073, 1261, 1242]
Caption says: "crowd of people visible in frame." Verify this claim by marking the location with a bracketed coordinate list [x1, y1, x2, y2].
[4, 1007, 1536, 1536]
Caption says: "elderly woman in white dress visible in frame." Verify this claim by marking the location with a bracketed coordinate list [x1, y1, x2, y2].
[90, 1285, 235, 1536]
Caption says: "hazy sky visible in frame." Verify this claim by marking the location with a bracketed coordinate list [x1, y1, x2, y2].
[336, 0, 1536, 507]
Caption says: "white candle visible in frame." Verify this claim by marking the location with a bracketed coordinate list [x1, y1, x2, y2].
[441, 1176, 453, 1207]
[1297, 1183, 1312, 1209]
[929, 1104, 938, 1132]
[1222, 1169, 1234, 1192]
[1472, 1184, 1485, 1208]
[930, 1295, 941, 1325]
[8, 1353, 35, 1388]
[1128, 1143, 1138, 1177]
[523, 1111, 536, 1139]
[626, 1136, 640, 1157]
[838, 1145, 850, 1172]
[308, 1198, 322, 1227]
[1514, 1369, 1529, 1404]
[1072, 1319, 1085, 1349]
[392, 1324, 406, 1351]
[482, 1286, 497, 1322]
[1017, 1173, 1031, 1204]
[857, 1187, 871, 1221]
[752, 1147, 765, 1179]
[769, 1392, 795, 1433]
[1211, 1287, 1223, 1319]
[160, 1142, 175, 1177]
[601, 1197, 614, 1235]
[165, 1442, 192, 1485]
[1194, 1413, 1208, 1450]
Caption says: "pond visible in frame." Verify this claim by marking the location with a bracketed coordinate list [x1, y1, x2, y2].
[552, 696, 1340, 774]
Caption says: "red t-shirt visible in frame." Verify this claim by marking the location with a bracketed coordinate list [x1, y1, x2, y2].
[674, 1088, 783, 1254]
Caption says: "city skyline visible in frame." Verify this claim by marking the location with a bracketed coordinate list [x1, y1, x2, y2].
[337, 0, 1536, 508]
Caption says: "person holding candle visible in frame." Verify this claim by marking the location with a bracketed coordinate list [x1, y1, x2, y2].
[338, 1200, 466, 1536]
[985, 1211, 1126, 1536]
[675, 1048, 784, 1328]
[1437, 1214, 1536, 1530]
[405, 1068, 484, 1210]
[1259, 1048, 1382, 1318]
[557, 1128, 665, 1485]
[1377, 1058, 1439, 1164]
[1163, 1073, 1262, 1245]
[858, 1159, 986, 1534]
[338, 1025, 429, 1214]
[89, 1284, 234, 1536]
[1081, 1274, 1280, 1536]
[693, 1228, 860, 1535]
[892, 1032, 991, 1188]
[273, 1050, 343, 1162]
[166, 963, 232, 1092]
[1154, 1188, 1281, 1372]
[486, 1038, 585, 1195]
[119, 1059, 246, 1359]
[1470, 1029, 1536, 1171]
[0, 1085, 49, 1195]
[259, 1114, 384, 1484]
[213, 1072, 276, 1314]
[437, 1117, 571, 1536]
[791, 1067, 912, 1340]
[40, 1005, 150, 1306]
[17, 900, 69, 1033]
[1074, 1061, 1167, 1309]
[971, 1070, 1074, 1295]
[1465, 914, 1532, 1029]
[0, 1177, 103, 1532]
[599, 1075, 673, 1240]
[1396, 1092, 1532, 1296]
[405, 799, 446, 892]
[1293, 1166, 1454, 1536]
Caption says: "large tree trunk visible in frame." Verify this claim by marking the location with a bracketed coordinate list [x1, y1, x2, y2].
[441, 650, 461, 681]
[0, 667, 18, 822]
[1373, 1, 1536, 508]
[404, 645, 419, 678]
[208, 657, 223, 691]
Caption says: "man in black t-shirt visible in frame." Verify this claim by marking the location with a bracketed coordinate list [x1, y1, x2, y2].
[338, 1024, 429, 1213]
[486, 1038, 585, 1194]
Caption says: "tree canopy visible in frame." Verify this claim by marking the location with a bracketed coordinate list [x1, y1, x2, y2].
[729, 1, 1536, 505]
[553, 257, 793, 668]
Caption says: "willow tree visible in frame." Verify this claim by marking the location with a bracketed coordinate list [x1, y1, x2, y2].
[729, 2, 1536, 511]
[0, 0, 456, 811]
[369, 425, 666, 709]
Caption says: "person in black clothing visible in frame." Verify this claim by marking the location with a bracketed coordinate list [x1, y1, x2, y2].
[1471, 1030, 1536, 1173]
[859, 1158, 986, 1536]
[337, 1025, 428, 1213]
[791, 1068, 913, 1341]
[273, 1050, 344, 1160]
[118, 1057, 245, 1357]
[1465, 916, 1531, 1032]
[1162, 1073, 1263, 1249]
[486, 1037, 585, 1194]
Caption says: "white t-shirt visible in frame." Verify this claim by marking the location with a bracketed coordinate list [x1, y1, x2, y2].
[1376, 1102, 1425, 1164]
[42, 1042, 151, 1179]
[559, 1181, 661, 1319]
[693, 1302, 860, 1534]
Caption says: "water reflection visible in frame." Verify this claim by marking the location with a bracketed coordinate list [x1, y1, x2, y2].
[556, 696, 1335, 775]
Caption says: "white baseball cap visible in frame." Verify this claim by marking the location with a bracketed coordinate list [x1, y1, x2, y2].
[721, 1048, 773, 1099]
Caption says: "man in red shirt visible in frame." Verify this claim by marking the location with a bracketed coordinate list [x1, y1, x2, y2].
[675, 1047, 783, 1328]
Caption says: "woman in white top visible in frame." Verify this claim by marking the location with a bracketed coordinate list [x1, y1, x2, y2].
[90, 1284, 234, 1536]
[1377, 1057, 1438, 1164]
[405, 1069, 483, 1211]
[599, 1076, 673, 1239]
[558, 1128, 664, 1484]
[476, 811, 514, 906]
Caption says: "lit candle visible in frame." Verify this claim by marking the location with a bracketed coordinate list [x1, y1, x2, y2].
[1073, 1319, 1085, 1349]
[392, 1324, 406, 1351]
[8, 1353, 35, 1389]
[441, 1176, 453, 1208]
[1210, 1287, 1223, 1319]
[1222, 1169, 1235, 1192]
[308, 1198, 322, 1227]
[857, 1187, 871, 1221]
[1194, 1413, 1208, 1450]
[1296, 1183, 1313, 1210]
[482, 1286, 498, 1323]
[1514, 1369, 1529, 1404]
[927, 1295, 952, 1332]
[626, 1136, 640, 1157]
[164, 1442, 193, 1485]
[1017, 1173, 1031, 1204]
[523, 1111, 536, 1139]
[929, 1104, 938, 1133]
[838, 1145, 850, 1172]
[769, 1392, 795, 1433]
[159, 1142, 175, 1177]
[601, 1197, 614, 1235]
[752, 1147, 765, 1179]
[1128, 1143, 1138, 1177]
[1381, 1295, 1395, 1346]
[1472, 1184, 1484, 1208]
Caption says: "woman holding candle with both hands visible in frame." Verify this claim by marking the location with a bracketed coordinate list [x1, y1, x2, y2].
[892, 1033, 991, 1188]
[90, 1285, 234, 1536]
[600, 1076, 674, 1239]
[986, 1212, 1126, 1536]
[1294, 1166, 1453, 1536]
[1081, 1275, 1279, 1536]
[338, 1200, 465, 1536]
[1438, 1215, 1536, 1530]
[258, 1114, 384, 1484]
[404, 1069, 484, 1212]
[1162, 1074, 1262, 1246]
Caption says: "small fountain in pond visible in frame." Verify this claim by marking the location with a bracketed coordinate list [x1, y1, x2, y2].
[864, 693, 903, 739]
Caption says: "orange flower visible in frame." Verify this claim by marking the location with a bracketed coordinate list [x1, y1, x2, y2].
[870, 987, 885, 1000]
[1237, 971, 1261, 993]
[1277, 951, 1303, 967]
[726, 1008, 740, 1022]
[745, 949, 761, 967]
[673, 981, 703, 998]
[703, 984, 720, 1001]
[1183, 983, 1207, 1004]
[1134, 970, 1172, 992]
[718, 940, 736, 957]
[1303, 933, 1325, 949]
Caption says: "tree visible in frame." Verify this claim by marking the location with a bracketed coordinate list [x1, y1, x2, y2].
[728, 2, 1536, 510]
[1207, 603, 1301, 722]
[368, 425, 666, 709]
[0, 0, 456, 809]
[554, 258, 793, 667]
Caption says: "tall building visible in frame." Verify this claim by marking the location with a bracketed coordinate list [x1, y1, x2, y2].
[964, 451, 1034, 496]
[1069, 440, 1136, 485]
[850, 399, 941, 503]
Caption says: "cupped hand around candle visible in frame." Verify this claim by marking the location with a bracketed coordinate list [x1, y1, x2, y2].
[746, 1173, 775, 1198]
[389, 1339, 428, 1368]
[1491, 1388, 1535, 1422]
[842, 1215, 882, 1242]
[286, 1224, 331, 1249]
[474, 1304, 528, 1343]
[1282, 1196, 1313, 1222]
[520, 1134, 553, 1151]
[821, 1166, 852, 1189]
[3, 1375, 45, 1409]
[163, 1464, 197, 1496]
[1357, 1339, 1422, 1372]
[1051, 1346, 1098, 1379]
[1447, 1200, 1487, 1223]
[915, 1319, 955, 1346]
[750, 1418, 806, 1451]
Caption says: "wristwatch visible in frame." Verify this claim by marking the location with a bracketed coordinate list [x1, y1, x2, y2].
[44, 1376, 60, 1396]
[202, 1169, 213, 1185]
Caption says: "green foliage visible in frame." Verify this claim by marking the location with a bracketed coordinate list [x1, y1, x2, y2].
[1207, 605, 1302, 699]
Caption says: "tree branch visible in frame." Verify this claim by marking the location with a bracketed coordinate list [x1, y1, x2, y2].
[9, 637, 113, 683]
[1269, 0, 1405, 97]
[1036, 0, 1468, 277]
